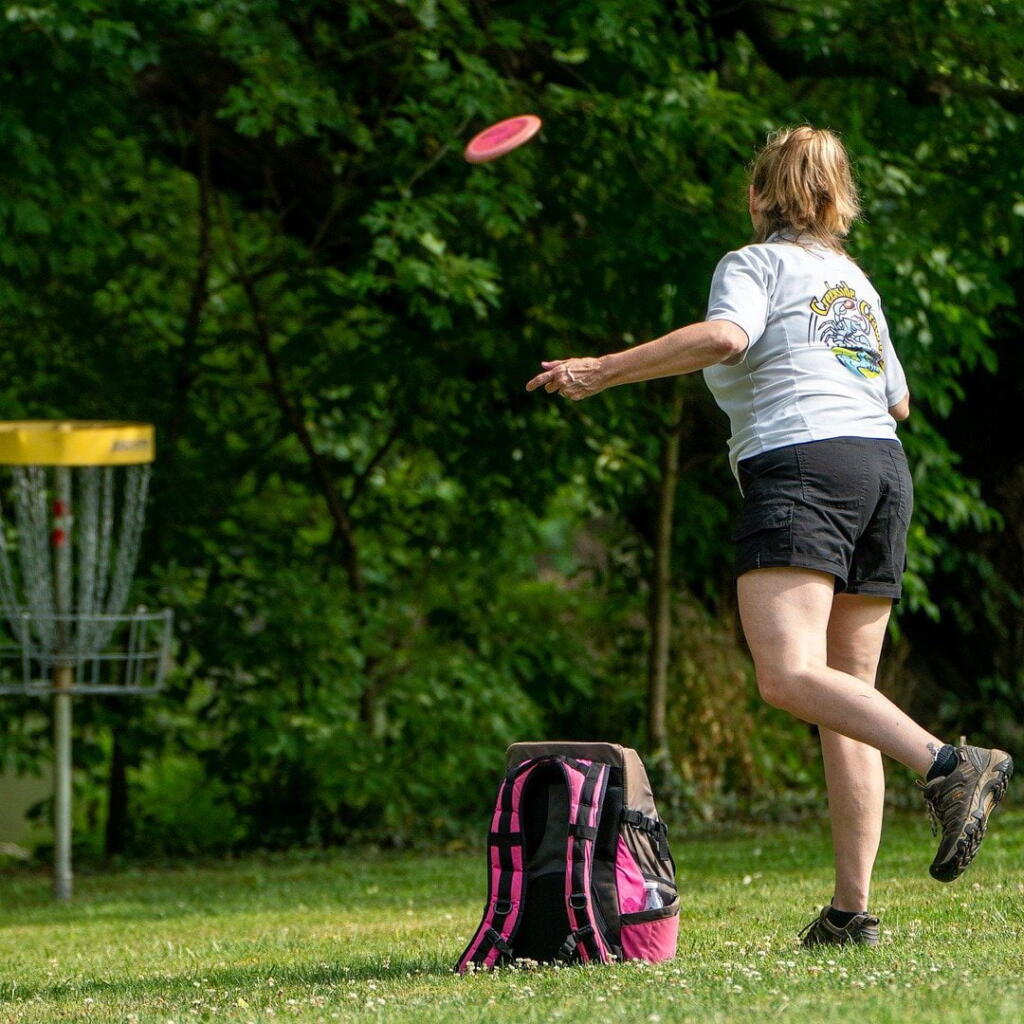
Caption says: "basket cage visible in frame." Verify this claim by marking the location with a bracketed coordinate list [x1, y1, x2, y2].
[0, 437, 171, 696]
[0, 608, 173, 695]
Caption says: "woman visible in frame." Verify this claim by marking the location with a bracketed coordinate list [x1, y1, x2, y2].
[526, 126, 1013, 946]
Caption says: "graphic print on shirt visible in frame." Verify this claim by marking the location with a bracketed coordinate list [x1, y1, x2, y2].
[807, 281, 885, 380]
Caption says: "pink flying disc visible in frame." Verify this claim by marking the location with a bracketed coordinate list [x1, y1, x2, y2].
[464, 114, 542, 164]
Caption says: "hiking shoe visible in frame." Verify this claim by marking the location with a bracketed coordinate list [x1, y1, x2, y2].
[798, 906, 879, 948]
[920, 745, 1013, 883]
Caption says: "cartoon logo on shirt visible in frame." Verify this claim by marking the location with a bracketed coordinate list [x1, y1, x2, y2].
[808, 282, 884, 380]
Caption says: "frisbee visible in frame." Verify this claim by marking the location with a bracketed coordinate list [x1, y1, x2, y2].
[464, 114, 542, 164]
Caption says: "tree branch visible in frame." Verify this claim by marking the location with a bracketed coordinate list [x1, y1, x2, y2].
[347, 414, 406, 509]
[216, 195, 366, 593]
[709, 0, 1024, 114]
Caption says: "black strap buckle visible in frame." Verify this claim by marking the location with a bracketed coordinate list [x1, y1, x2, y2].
[622, 808, 671, 859]
[485, 927, 514, 961]
[493, 898, 513, 916]
[555, 924, 596, 963]
[555, 933, 578, 962]
[568, 891, 588, 910]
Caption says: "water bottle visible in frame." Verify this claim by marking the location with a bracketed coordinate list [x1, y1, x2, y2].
[643, 881, 663, 911]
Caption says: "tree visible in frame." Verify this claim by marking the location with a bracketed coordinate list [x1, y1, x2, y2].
[1, 0, 1021, 851]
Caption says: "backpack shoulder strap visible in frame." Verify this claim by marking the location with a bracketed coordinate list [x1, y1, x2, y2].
[557, 759, 613, 965]
[454, 758, 540, 973]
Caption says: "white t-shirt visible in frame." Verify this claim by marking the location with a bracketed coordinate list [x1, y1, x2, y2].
[702, 232, 908, 482]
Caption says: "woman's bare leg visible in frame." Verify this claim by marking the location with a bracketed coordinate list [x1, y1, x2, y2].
[736, 567, 940, 776]
[822, 593, 892, 912]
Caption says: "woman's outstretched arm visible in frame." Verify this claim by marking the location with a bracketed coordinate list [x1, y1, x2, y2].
[525, 320, 748, 400]
[600, 320, 748, 385]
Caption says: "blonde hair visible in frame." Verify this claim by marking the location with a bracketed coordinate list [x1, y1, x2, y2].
[749, 126, 860, 252]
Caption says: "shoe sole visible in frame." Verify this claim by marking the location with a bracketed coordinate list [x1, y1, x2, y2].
[802, 931, 879, 948]
[929, 754, 1013, 883]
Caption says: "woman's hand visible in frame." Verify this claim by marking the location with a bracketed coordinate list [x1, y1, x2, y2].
[525, 356, 608, 401]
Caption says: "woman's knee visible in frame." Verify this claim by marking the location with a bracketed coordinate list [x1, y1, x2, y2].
[755, 664, 815, 711]
[756, 665, 795, 709]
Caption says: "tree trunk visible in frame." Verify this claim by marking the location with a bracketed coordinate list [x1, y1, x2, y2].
[647, 381, 685, 759]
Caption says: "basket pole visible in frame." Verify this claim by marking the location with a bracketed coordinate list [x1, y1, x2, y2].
[52, 664, 74, 900]
[52, 466, 74, 901]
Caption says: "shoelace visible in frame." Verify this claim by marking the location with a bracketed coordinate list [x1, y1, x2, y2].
[917, 781, 940, 836]
[919, 776, 967, 838]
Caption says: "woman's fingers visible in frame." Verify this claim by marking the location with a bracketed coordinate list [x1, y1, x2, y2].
[526, 368, 558, 391]
[526, 360, 570, 391]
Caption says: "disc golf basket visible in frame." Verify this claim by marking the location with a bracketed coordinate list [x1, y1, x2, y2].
[0, 422, 172, 900]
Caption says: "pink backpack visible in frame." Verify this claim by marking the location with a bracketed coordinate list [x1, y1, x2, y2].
[455, 741, 679, 971]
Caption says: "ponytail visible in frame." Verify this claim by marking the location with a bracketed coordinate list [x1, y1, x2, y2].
[749, 126, 860, 252]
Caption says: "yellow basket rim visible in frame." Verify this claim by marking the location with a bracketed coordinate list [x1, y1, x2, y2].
[0, 421, 155, 466]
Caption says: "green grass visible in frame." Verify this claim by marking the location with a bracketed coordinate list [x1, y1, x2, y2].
[1, 810, 1022, 1023]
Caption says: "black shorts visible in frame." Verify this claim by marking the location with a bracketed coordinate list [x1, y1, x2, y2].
[733, 436, 913, 599]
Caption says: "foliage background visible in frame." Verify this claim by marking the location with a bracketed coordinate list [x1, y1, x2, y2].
[1, 0, 1022, 857]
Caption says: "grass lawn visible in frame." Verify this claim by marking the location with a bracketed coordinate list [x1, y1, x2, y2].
[0, 808, 1021, 1023]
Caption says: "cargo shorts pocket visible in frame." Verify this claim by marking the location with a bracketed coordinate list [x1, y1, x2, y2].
[732, 501, 794, 572]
